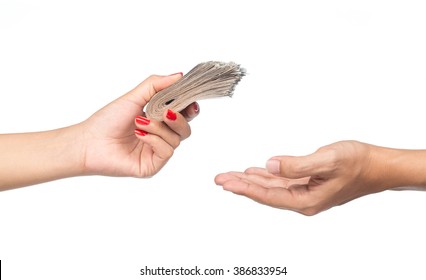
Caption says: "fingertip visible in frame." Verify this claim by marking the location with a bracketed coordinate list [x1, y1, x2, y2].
[181, 102, 200, 122]
[168, 72, 183, 77]
[214, 173, 229, 185]
[165, 109, 177, 121]
[193, 102, 200, 114]
[266, 156, 303, 178]
[134, 129, 148, 136]
[266, 159, 281, 175]
[214, 174, 222, 185]
[166, 72, 183, 86]
[149, 72, 182, 89]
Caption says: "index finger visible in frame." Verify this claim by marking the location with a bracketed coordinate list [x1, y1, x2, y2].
[162, 109, 191, 140]
[221, 179, 310, 212]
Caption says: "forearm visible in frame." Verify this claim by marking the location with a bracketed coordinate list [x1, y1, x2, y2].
[370, 145, 426, 191]
[0, 124, 86, 191]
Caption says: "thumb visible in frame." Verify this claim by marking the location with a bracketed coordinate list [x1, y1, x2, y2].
[266, 151, 334, 179]
[123, 73, 183, 108]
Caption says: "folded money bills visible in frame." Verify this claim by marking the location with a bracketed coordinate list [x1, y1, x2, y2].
[145, 61, 246, 120]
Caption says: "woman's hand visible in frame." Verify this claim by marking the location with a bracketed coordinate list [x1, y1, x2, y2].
[0, 73, 199, 190]
[81, 73, 199, 177]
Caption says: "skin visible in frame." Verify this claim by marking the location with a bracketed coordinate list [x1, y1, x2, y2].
[215, 141, 426, 216]
[0, 73, 199, 191]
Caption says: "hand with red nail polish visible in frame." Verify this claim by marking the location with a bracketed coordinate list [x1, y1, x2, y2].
[82, 73, 201, 179]
[0, 73, 201, 190]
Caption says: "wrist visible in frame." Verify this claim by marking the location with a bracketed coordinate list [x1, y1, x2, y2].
[369, 145, 426, 190]
[51, 123, 89, 178]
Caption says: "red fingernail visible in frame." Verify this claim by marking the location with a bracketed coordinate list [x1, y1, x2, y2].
[134, 129, 148, 136]
[135, 116, 150, 125]
[166, 109, 177, 121]
[168, 72, 183, 76]
[193, 102, 199, 113]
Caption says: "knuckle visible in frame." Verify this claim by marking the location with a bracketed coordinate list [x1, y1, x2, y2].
[177, 125, 191, 140]
[326, 148, 339, 163]
[171, 135, 181, 148]
[177, 125, 191, 141]
[173, 140, 180, 149]
[299, 207, 321, 216]
[293, 195, 323, 216]
[244, 167, 257, 174]
[164, 146, 174, 158]
[185, 127, 192, 138]
[292, 160, 307, 172]
[286, 159, 309, 175]
[147, 74, 159, 80]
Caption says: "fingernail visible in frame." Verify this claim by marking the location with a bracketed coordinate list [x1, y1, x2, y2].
[193, 102, 199, 113]
[135, 129, 148, 136]
[168, 72, 183, 76]
[135, 116, 150, 125]
[166, 109, 177, 121]
[266, 159, 280, 175]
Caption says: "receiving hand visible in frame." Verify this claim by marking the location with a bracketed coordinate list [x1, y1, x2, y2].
[215, 141, 393, 215]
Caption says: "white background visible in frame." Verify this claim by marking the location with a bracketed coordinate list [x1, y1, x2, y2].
[1, 0, 426, 279]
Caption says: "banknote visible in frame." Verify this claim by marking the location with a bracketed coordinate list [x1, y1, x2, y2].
[145, 61, 246, 120]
